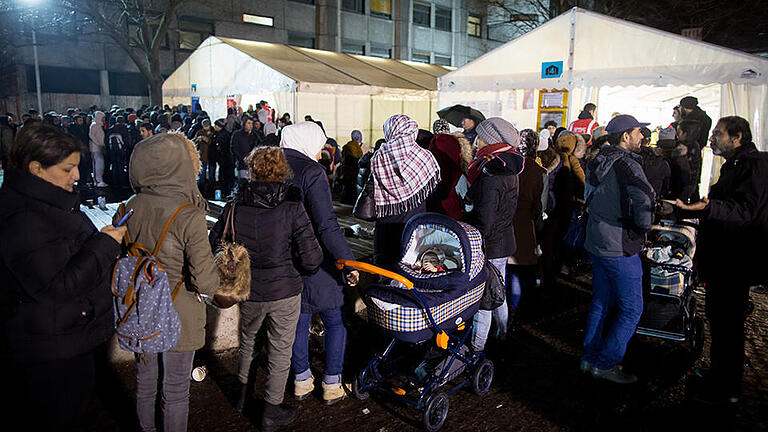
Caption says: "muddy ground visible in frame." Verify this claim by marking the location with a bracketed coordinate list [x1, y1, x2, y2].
[72, 269, 768, 432]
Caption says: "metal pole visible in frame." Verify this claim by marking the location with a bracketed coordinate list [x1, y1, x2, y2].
[31, 29, 42, 114]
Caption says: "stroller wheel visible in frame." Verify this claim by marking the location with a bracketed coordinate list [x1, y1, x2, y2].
[352, 373, 371, 400]
[472, 359, 494, 396]
[689, 315, 705, 360]
[423, 392, 449, 432]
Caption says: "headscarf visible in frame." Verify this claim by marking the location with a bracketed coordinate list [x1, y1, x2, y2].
[433, 119, 450, 135]
[371, 114, 440, 217]
[519, 129, 539, 159]
[263, 122, 277, 135]
[280, 121, 327, 160]
[351, 130, 363, 143]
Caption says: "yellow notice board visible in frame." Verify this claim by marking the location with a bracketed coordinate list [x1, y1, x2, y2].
[536, 89, 568, 131]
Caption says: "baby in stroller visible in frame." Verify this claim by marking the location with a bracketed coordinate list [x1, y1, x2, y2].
[338, 213, 493, 432]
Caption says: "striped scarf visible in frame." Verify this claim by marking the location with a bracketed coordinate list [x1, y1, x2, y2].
[371, 115, 440, 218]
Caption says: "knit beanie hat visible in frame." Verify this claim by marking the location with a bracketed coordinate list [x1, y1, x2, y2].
[476, 117, 520, 147]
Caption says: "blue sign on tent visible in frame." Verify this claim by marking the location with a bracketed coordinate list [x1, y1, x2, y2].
[191, 97, 200, 111]
[541, 61, 564, 79]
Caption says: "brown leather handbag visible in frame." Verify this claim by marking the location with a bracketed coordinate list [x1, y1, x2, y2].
[212, 203, 251, 308]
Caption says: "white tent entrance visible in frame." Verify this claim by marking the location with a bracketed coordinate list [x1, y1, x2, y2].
[438, 8, 768, 150]
[164, 36, 452, 145]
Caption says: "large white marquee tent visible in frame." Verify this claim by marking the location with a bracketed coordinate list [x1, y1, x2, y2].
[163, 36, 452, 144]
[438, 8, 768, 150]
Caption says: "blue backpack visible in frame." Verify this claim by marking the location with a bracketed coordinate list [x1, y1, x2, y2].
[111, 204, 192, 354]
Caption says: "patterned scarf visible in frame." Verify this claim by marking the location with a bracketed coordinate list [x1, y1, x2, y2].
[467, 142, 513, 186]
[371, 115, 440, 217]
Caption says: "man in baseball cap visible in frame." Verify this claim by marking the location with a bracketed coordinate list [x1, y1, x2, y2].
[579, 113, 655, 384]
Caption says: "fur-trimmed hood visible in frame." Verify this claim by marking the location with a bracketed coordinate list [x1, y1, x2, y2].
[452, 132, 473, 174]
[538, 147, 561, 174]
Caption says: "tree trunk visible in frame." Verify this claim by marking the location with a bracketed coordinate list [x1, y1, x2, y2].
[149, 76, 164, 107]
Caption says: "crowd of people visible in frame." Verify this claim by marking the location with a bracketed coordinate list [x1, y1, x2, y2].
[0, 95, 766, 432]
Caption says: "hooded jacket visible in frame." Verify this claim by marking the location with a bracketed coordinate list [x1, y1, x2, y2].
[683, 106, 712, 150]
[89, 111, 105, 153]
[116, 133, 219, 352]
[553, 133, 586, 217]
[0, 169, 119, 362]
[427, 132, 472, 220]
[465, 150, 524, 259]
[584, 145, 655, 257]
[209, 182, 323, 302]
[231, 128, 257, 170]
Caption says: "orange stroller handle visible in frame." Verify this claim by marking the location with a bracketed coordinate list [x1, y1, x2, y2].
[336, 259, 414, 290]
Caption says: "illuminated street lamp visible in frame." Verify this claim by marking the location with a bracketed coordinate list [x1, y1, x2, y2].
[20, 0, 43, 115]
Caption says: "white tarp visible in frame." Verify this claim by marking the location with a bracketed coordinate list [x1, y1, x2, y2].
[164, 36, 450, 144]
[439, 8, 768, 149]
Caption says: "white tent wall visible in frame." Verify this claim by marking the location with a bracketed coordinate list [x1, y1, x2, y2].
[721, 84, 768, 150]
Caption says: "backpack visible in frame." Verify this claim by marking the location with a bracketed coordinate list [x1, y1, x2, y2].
[111, 203, 192, 354]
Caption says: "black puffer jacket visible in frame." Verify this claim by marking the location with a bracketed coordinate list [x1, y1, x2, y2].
[231, 129, 257, 170]
[209, 181, 323, 302]
[465, 152, 524, 259]
[0, 170, 120, 362]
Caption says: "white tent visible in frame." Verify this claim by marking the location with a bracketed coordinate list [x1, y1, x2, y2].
[438, 8, 768, 150]
[163, 36, 452, 144]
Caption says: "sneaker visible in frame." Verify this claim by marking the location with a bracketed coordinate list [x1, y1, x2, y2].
[580, 359, 595, 374]
[96, 181, 108, 187]
[261, 402, 297, 432]
[591, 365, 637, 384]
[321, 381, 346, 405]
[294, 376, 314, 400]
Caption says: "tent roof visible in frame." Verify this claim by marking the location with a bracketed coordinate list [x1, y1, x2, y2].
[215, 37, 450, 91]
[440, 8, 768, 92]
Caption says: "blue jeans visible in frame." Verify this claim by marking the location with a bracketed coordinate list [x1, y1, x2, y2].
[198, 161, 216, 186]
[292, 308, 347, 384]
[135, 351, 195, 432]
[471, 257, 509, 351]
[582, 253, 643, 370]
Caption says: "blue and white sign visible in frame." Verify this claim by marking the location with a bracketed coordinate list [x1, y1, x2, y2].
[541, 61, 564, 79]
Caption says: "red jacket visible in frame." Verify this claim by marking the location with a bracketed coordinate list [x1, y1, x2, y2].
[568, 118, 599, 135]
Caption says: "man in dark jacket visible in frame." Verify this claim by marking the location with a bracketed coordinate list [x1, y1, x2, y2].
[657, 126, 695, 201]
[465, 118, 524, 350]
[214, 119, 234, 197]
[231, 116, 257, 179]
[679, 96, 712, 150]
[675, 116, 768, 404]
[105, 116, 134, 190]
[582, 115, 655, 384]
[677, 119, 703, 201]
[638, 126, 670, 198]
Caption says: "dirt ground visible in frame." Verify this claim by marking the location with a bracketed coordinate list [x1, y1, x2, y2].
[69, 269, 768, 432]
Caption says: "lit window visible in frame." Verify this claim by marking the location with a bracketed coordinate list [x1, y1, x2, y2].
[413, 2, 431, 27]
[342, 41, 365, 55]
[243, 14, 274, 27]
[412, 51, 430, 63]
[178, 31, 202, 50]
[435, 7, 451, 32]
[468, 15, 481, 37]
[371, 0, 392, 19]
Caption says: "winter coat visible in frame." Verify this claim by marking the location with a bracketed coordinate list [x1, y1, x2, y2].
[209, 182, 323, 302]
[683, 107, 712, 150]
[284, 148, 354, 313]
[0, 122, 12, 166]
[68, 123, 89, 147]
[116, 133, 219, 352]
[584, 145, 654, 257]
[339, 140, 363, 204]
[427, 133, 472, 220]
[657, 139, 695, 201]
[194, 127, 215, 163]
[639, 146, 671, 198]
[553, 134, 585, 219]
[693, 142, 768, 285]
[358, 151, 374, 186]
[231, 129, 256, 171]
[89, 111, 105, 153]
[0, 169, 119, 363]
[510, 158, 545, 265]
[465, 151, 524, 259]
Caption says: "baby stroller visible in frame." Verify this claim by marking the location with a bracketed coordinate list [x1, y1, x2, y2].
[338, 213, 492, 432]
[636, 218, 705, 358]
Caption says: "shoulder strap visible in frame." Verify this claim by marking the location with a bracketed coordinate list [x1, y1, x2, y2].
[220, 203, 236, 243]
[116, 202, 132, 245]
[153, 203, 195, 257]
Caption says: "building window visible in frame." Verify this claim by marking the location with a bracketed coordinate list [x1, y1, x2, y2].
[467, 15, 481, 37]
[369, 44, 392, 58]
[289, 0, 314, 4]
[242, 14, 274, 26]
[288, 32, 315, 48]
[510, 13, 538, 22]
[178, 31, 203, 50]
[435, 7, 451, 31]
[412, 51, 430, 63]
[109, 72, 149, 96]
[370, 0, 392, 19]
[342, 41, 365, 55]
[433, 54, 451, 66]
[342, 0, 364, 14]
[413, 2, 431, 28]
[177, 17, 213, 50]
[27, 66, 101, 95]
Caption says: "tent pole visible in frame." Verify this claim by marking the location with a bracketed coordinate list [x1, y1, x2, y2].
[566, 10, 576, 125]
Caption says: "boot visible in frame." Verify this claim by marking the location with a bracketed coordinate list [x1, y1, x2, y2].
[261, 402, 297, 432]
[321, 381, 346, 405]
[235, 382, 249, 412]
[294, 376, 314, 400]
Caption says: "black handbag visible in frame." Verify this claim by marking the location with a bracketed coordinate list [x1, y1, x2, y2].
[563, 192, 594, 250]
[480, 260, 505, 310]
[353, 173, 376, 221]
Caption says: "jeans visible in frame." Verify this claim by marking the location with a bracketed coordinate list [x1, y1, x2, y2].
[238, 295, 301, 404]
[198, 161, 216, 186]
[136, 351, 195, 432]
[582, 253, 643, 370]
[292, 308, 347, 384]
[471, 257, 509, 351]
[237, 169, 249, 179]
